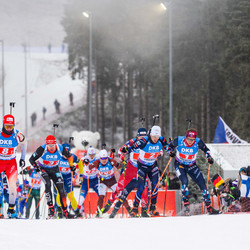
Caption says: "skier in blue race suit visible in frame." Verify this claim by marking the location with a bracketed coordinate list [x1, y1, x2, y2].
[122, 125, 169, 217]
[29, 135, 75, 219]
[167, 128, 221, 215]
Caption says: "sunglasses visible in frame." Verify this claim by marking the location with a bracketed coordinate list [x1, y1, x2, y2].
[100, 157, 108, 160]
[4, 125, 14, 130]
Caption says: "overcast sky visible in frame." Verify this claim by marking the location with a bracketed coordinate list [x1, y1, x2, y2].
[0, 0, 69, 47]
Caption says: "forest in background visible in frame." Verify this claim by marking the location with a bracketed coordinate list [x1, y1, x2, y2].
[61, 0, 250, 145]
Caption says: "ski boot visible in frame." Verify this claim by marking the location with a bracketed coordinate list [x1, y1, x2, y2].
[57, 207, 63, 219]
[149, 204, 159, 217]
[7, 207, 18, 219]
[48, 205, 56, 219]
[126, 207, 134, 217]
[109, 205, 120, 219]
[74, 208, 83, 218]
[96, 209, 101, 218]
[101, 201, 112, 214]
[63, 209, 74, 219]
[183, 200, 190, 216]
[0, 213, 4, 219]
[130, 205, 139, 218]
[206, 205, 222, 215]
[109, 210, 117, 219]
[141, 208, 150, 217]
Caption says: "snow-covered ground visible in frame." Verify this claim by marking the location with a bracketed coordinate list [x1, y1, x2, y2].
[0, 213, 249, 250]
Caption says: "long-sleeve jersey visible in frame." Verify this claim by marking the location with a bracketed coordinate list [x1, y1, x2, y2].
[0, 128, 27, 160]
[168, 136, 211, 166]
[29, 144, 73, 169]
[118, 138, 140, 168]
[126, 136, 168, 166]
[58, 153, 82, 175]
[81, 155, 99, 179]
[89, 158, 120, 180]
[28, 169, 42, 189]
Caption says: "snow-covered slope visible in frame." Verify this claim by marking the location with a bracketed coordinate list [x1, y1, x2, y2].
[0, 51, 86, 140]
[0, 213, 249, 250]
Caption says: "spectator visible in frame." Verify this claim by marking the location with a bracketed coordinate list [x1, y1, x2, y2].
[42, 107, 47, 120]
[213, 178, 241, 212]
[48, 43, 51, 53]
[31, 112, 37, 127]
[54, 99, 61, 114]
[61, 43, 65, 53]
[238, 166, 250, 212]
[69, 92, 73, 106]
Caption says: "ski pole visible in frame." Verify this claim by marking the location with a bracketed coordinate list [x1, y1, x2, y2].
[87, 163, 91, 217]
[69, 171, 73, 205]
[25, 172, 39, 204]
[152, 157, 172, 196]
[163, 168, 170, 216]
[206, 163, 211, 189]
[122, 153, 127, 218]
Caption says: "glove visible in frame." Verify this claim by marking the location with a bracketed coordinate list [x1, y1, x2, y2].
[207, 156, 214, 164]
[33, 163, 40, 173]
[79, 175, 84, 185]
[19, 159, 25, 168]
[169, 150, 176, 158]
[121, 146, 128, 153]
[84, 159, 89, 165]
[110, 148, 115, 153]
[70, 165, 76, 173]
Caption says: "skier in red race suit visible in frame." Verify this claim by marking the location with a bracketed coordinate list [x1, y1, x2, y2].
[88, 149, 121, 217]
[0, 114, 27, 218]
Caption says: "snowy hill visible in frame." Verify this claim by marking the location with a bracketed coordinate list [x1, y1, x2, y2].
[0, 50, 86, 146]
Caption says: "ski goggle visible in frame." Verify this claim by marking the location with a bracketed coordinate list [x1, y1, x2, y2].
[4, 125, 14, 130]
[100, 157, 108, 160]
[186, 137, 195, 141]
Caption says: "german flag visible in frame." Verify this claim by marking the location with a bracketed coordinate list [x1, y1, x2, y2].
[212, 174, 224, 188]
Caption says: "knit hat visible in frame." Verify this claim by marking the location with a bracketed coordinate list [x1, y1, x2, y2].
[137, 128, 147, 136]
[151, 126, 161, 137]
[3, 114, 15, 125]
[46, 135, 56, 144]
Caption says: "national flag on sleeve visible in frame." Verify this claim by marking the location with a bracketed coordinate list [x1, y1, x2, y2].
[213, 116, 248, 144]
[212, 174, 224, 188]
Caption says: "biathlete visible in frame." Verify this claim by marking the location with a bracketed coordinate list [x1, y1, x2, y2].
[168, 128, 221, 215]
[29, 135, 74, 219]
[88, 149, 121, 217]
[78, 146, 99, 216]
[106, 128, 150, 218]
[122, 125, 169, 217]
[0, 114, 27, 218]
